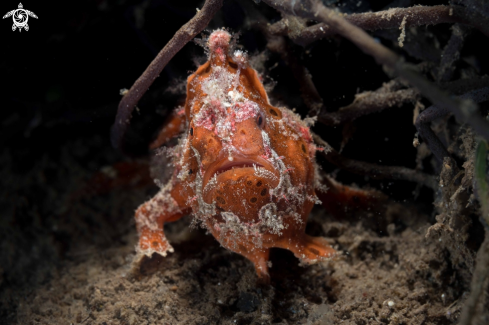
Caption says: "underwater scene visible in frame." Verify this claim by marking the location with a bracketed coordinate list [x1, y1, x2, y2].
[1, 0, 489, 324]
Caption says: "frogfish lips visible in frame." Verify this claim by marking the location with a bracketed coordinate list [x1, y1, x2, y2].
[202, 157, 280, 218]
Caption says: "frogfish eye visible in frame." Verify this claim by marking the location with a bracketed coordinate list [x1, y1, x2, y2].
[190, 127, 194, 136]
[257, 113, 265, 128]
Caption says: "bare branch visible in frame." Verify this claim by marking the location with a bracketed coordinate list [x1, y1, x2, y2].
[453, 0, 489, 22]
[441, 76, 489, 95]
[437, 24, 470, 82]
[269, 5, 489, 46]
[265, 32, 323, 116]
[414, 106, 451, 163]
[374, 29, 441, 63]
[243, 5, 324, 117]
[313, 134, 437, 189]
[319, 82, 419, 126]
[111, 0, 223, 151]
[261, 0, 489, 143]
[415, 87, 489, 162]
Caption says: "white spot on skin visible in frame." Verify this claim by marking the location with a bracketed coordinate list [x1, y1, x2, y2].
[233, 50, 248, 67]
[135, 182, 181, 232]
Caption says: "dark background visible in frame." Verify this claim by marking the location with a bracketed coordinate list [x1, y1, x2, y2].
[5, 0, 488, 173]
[1, 0, 448, 191]
[1, 0, 488, 323]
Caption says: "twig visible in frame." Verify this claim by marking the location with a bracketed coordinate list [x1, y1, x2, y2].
[313, 134, 437, 189]
[269, 5, 489, 46]
[81, 314, 91, 323]
[242, 4, 325, 117]
[261, 0, 489, 143]
[414, 105, 451, 163]
[111, 0, 223, 151]
[437, 24, 470, 82]
[453, 0, 489, 21]
[415, 87, 489, 162]
[319, 82, 419, 126]
[374, 29, 441, 63]
[440, 76, 489, 95]
[265, 31, 324, 116]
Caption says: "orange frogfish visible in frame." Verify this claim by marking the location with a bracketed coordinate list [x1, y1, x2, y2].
[135, 29, 336, 283]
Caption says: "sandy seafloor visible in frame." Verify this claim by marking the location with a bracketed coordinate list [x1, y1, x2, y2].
[1, 134, 478, 324]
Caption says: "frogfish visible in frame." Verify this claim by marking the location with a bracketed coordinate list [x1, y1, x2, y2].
[135, 29, 336, 283]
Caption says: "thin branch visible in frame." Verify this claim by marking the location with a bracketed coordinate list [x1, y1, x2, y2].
[374, 29, 442, 63]
[319, 82, 419, 126]
[414, 106, 451, 163]
[261, 0, 489, 143]
[453, 0, 489, 22]
[269, 5, 489, 46]
[265, 31, 324, 116]
[313, 134, 437, 189]
[242, 4, 324, 117]
[111, 0, 223, 151]
[415, 87, 489, 162]
[437, 24, 470, 82]
[441, 76, 489, 95]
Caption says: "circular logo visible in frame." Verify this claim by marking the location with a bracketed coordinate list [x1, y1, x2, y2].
[13, 10, 28, 27]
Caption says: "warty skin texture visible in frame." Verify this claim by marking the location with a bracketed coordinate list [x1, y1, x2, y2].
[135, 29, 335, 283]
